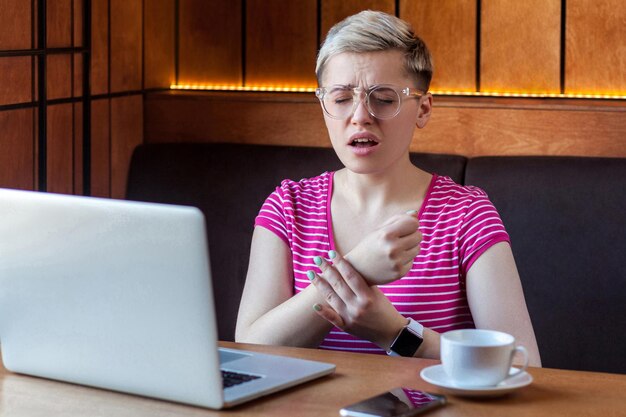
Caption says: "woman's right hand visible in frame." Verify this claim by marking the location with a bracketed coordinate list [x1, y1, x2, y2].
[345, 211, 422, 285]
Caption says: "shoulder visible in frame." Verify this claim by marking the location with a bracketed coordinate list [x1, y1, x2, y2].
[424, 175, 490, 214]
[431, 175, 488, 200]
[276, 172, 333, 200]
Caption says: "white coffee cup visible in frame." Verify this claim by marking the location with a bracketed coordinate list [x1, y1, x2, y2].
[441, 329, 529, 387]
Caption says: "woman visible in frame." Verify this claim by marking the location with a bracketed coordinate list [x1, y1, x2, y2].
[235, 10, 541, 366]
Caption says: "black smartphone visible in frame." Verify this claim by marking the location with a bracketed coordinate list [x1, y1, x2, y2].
[339, 387, 446, 417]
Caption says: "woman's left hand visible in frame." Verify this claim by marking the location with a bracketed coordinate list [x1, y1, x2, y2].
[307, 250, 407, 350]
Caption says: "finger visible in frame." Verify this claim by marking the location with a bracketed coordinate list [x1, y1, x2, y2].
[312, 303, 345, 329]
[397, 229, 422, 252]
[307, 269, 348, 313]
[314, 255, 357, 301]
[326, 250, 370, 295]
[383, 215, 420, 239]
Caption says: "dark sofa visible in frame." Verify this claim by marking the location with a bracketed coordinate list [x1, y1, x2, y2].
[126, 143, 626, 374]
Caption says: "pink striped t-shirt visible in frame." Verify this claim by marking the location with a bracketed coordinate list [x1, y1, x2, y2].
[255, 172, 510, 354]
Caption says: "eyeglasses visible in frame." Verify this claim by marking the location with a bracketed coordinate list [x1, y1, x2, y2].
[315, 84, 424, 120]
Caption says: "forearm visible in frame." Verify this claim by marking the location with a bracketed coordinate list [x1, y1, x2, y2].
[235, 285, 333, 347]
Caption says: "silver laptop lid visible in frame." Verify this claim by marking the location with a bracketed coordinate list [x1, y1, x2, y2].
[0, 188, 224, 408]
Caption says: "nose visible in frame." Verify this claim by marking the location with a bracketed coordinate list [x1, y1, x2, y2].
[350, 94, 373, 125]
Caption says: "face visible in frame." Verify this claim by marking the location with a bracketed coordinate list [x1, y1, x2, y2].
[319, 49, 432, 175]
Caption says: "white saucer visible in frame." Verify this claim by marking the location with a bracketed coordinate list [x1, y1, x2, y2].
[420, 365, 533, 397]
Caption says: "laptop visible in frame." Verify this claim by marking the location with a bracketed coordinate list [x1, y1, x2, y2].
[0, 188, 335, 409]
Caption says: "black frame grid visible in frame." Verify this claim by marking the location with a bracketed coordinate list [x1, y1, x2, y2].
[0, 0, 91, 194]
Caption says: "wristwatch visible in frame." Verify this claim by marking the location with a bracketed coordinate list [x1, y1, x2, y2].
[386, 318, 424, 357]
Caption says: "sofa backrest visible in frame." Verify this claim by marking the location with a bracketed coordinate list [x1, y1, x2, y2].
[126, 143, 626, 374]
[465, 156, 626, 374]
[126, 143, 467, 342]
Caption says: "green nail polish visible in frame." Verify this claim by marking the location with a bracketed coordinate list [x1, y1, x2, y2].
[307, 270, 316, 281]
[328, 250, 337, 259]
[313, 304, 322, 312]
[314, 256, 323, 266]
[406, 209, 418, 215]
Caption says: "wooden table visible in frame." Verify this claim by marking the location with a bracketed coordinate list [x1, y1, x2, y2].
[1, 342, 625, 416]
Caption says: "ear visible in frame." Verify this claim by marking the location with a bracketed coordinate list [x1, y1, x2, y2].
[415, 93, 433, 129]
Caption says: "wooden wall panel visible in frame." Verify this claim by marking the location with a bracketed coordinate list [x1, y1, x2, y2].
[110, 0, 142, 92]
[47, 104, 74, 194]
[73, 0, 83, 47]
[111, 95, 143, 199]
[566, 0, 626, 95]
[320, 0, 395, 40]
[145, 92, 626, 158]
[144, 0, 175, 88]
[401, 0, 476, 92]
[0, 109, 34, 190]
[73, 0, 84, 98]
[246, 0, 317, 87]
[481, 0, 561, 94]
[47, 54, 72, 99]
[178, 0, 242, 85]
[47, 0, 72, 47]
[145, 92, 326, 145]
[0, 0, 32, 49]
[91, 99, 111, 197]
[415, 101, 626, 157]
[73, 103, 83, 194]
[0, 57, 32, 105]
[91, 0, 109, 95]
[73, 53, 83, 96]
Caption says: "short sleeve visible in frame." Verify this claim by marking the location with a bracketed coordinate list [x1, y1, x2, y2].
[254, 186, 290, 246]
[458, 189, 510, 273]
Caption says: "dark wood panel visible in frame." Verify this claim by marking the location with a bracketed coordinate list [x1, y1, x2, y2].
[110, 0, 142, 92]
[47, 54, 72, 100]
[111, 95, 143, 198]
[481, 0, 561, 94]
[321, 0, 394, 40]
[47, 0, 72, 47]
[178, 0, 242, 86]
[0, 109, 34, 190]
[47, 104, 74, 194]
[0, 0, 31, 50]
[145, 92, 626, 158]
[144, 0, 175, 88]
[91, 0, 109, 95]
[246, 0, 317, 87]
[566, 0, 626, 95]
[91, 98, 110, 197]
[401, 0, 476, 92]
[0, 57, 32, 105]
[73, 0, 83, 47]
[73, 53, 83, 97]
[73, 102, 83, 194]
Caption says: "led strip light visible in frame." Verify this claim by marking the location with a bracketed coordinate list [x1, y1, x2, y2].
[169, 84, 626, 100]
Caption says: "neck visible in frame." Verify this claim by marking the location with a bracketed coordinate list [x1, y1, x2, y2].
[335, 156, 430, 214]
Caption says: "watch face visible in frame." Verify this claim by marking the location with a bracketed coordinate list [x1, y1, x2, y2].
[393, 328, 424, 357]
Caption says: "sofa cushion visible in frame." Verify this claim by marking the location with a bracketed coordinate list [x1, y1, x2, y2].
[465, 156, 626, 374]
[126, 143, 467, 341]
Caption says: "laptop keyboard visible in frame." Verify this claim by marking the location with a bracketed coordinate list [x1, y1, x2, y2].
[221, 370, 261, 388]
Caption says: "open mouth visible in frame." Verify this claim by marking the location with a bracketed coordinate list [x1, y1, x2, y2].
[350, 138, 378, 147]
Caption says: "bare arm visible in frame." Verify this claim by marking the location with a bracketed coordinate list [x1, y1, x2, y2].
[234, 226, 332, 346]
[309, 250, 441, 359]
[466, 242, 542, 367]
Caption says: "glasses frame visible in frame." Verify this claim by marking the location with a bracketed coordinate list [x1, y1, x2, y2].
[315, 84, 425, 120]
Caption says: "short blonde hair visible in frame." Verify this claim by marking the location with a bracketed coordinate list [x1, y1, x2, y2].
[316, 10, 433, 90]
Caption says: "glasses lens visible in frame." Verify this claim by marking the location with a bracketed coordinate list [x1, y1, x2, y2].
[323, 87, 354, 119]
[367, 86, 401, 119]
